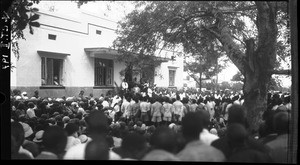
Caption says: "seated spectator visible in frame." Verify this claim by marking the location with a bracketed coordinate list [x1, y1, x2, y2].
[197, 110, 219, 145]
[142, 126, 179, 161]
[33, 130, 45, 152]
[84, 136, 110, 160]
[226, 123, 272, 163]
[62, 116, 70, 128]
[64, 110, 121, 160]
[118, 132, 149, 160]
[11, 135, 31, 159]
[258, 110, 278, 144]
[211, 105, 271, 159]
[78, 134, 90, 144]
[20, 122, 34, 141]
[22, 140, 40, 158]
[266, 111, 290, 163]
[36, 126, 68, 159]
[110, 123, 122, 148]
[26, 102, 36, 119]
[210, 128, 218, 136]
[64, 123, 81, 152]
[176, 112, 225, 161]
[11, 122, 34, 159]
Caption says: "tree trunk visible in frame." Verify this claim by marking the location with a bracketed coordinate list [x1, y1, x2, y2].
[125, 64, 133, 90]
[243, 67, 270, 133]
[205, 2, 278, 133]
[242, 2, 278, 133]
[199, 72, 202, 90]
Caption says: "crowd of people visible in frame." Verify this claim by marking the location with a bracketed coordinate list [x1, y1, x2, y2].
[10, 87, 291, 162]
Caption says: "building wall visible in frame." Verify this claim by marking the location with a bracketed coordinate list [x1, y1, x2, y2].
[154, 56, 184, 89]
[11, 8, 184, 97]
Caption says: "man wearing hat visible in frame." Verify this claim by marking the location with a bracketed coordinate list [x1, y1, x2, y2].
[20, 122, 34, 139]
[33, 130, 44, 144]
[26, 102, 36, 119]
[11, 122, 34, 159]
[21, 92, 29, 100]
[64, 111, 121, 160]
[176, 112, 225, 161]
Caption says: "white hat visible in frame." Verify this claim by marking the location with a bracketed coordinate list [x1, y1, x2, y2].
[169, 123, 176, 129]
[15, 96, 22, 100]
[78, 134, 89, 143]
[66, 97, 74, 102]
[78, 107, 85, 114]
[71, 102, 79, 107]
[20, 122, 33, 138]
[141, 124, 146, 130]
[33, 130, 44, 143]
[210, 128, 218, 135]
[28, 97, 37, 102]
[56, 98, 64, 102]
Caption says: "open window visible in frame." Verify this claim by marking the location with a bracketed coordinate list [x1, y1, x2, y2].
[38, 50, 69, 87]
[41, 57, 64, 86]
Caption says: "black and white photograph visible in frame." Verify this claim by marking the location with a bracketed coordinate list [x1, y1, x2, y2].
[1, 0, 298, 162]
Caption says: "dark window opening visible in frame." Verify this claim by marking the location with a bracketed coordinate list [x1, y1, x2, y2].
[48, 34, 56, 40]
[95, 58, 113, 86]
[96, 30, 102, 35]
[169, 70, 176, 86]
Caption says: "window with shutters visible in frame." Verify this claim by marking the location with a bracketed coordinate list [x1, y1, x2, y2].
[95, 58, 113, 86]
[169, 70, 176, 87]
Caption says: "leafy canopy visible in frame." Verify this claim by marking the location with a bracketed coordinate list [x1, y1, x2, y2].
[113, 1, 290, 75]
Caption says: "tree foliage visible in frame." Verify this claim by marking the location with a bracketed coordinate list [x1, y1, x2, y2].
[73, 0, 94, 8]
[232, 70, 287, 92]
[3, 0, 41, 60]
[113, 1, 289, 73]
[184, 42, 228, 88]
[113, 1, 290, 131]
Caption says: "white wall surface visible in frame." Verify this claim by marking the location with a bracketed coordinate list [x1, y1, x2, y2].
[12, 7, 185, 89]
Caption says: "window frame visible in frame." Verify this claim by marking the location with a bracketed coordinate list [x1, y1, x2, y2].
[94, 58, 114, 87]
[169, 69, 176, 87]
[41, 56, 65, 87]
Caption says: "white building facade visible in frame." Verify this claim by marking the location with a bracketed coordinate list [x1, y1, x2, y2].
[11, 9, 184, 98]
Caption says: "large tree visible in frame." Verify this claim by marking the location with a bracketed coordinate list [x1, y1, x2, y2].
[184, 41, 228, 90]
[113, 1, 291, 132]
[231, 70, 287, 92]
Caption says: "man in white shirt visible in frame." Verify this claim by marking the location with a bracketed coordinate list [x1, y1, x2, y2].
[64, 123, 81, 152]
[198, 110, 219, 145]
[173, 95, 184, 123]
[121, 79, 129, 93]
[26, 102, 36, 119]
[121, 96, 131, 120]
[64, 111, 121, 160]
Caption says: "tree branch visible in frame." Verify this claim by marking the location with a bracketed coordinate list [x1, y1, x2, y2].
[255, 2, 277, 54]
[202, 25, 220, 38]
[219, 5, 257, 13]
[232, 35, 246, 47]
[268, 69, 291, 75]
[187, 71, 201, 86]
